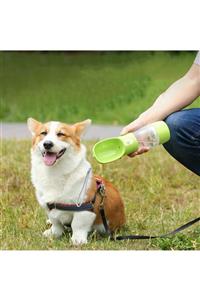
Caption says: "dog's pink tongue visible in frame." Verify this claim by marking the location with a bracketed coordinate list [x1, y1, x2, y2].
[43, 152, 57, 166]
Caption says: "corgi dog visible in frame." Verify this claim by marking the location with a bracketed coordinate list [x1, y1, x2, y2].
[27, 118, 125, 245]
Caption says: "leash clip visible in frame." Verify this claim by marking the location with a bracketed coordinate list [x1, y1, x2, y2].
[99, 184, 106, 197]
[99, 184, 106, 209]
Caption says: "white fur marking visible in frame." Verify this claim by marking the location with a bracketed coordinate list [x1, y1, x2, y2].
[30, 120, 95, 245]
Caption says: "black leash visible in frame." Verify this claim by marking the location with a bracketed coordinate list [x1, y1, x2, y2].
[114, 216, 200, 240]
[99, 208, 200, 240]
[99, 207, 112, 235]
[98, 183, 200, 240]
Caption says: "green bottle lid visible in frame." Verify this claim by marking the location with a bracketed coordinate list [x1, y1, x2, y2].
[153, 121, 170, 144]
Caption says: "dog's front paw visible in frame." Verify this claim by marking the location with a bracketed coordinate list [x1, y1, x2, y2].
[46, 219, 52, 225]
[43, 225, 63, 238]
[43, 228, 53, 238]
[71, 232, 88, 246]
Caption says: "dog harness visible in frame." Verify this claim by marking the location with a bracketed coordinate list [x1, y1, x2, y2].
[46, 176, 111, 235]
[46, 177, 105, 213]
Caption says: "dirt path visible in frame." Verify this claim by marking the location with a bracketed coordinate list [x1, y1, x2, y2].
[1, 122, 124, 140]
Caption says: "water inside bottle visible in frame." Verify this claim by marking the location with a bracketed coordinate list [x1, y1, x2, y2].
[134, 127, 159, 148]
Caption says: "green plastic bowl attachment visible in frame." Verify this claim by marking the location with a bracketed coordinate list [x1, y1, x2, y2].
[92, 133, 139, 164]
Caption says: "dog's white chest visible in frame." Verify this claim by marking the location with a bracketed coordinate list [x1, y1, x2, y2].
[31, 152, 92, 207]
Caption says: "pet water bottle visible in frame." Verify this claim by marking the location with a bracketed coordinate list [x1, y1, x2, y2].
[93, 121, 170, 164]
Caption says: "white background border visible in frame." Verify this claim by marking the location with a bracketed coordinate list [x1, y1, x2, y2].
[0, 251, 200, 300]
[0, 0, 200, 50]
[0, 0, 199, 299]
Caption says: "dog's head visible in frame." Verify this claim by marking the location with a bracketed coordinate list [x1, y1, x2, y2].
[27, 118, 91, 166]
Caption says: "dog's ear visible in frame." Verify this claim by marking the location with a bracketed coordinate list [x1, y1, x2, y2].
[27, 118, 42, 136]
[73, 119, 92, 138]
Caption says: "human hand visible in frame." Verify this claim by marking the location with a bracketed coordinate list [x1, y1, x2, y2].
[120, 118, 144, 135]
[126, 145, 150, 157]
[120, 117, 150, 157]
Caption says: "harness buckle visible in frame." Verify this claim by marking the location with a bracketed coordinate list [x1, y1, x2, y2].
[99, 183, 106, 197]
[97, 183, 105, 209]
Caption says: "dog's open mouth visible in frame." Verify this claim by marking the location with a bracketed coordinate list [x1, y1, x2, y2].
[42, 148, 66, 166]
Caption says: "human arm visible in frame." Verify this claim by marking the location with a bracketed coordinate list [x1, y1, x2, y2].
[121, 63, 200, 134]
[121, 61, 200, 156]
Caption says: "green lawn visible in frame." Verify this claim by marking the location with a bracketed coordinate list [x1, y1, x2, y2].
[1, 140, 199, 250]
[1, 51, 199, 124]
[1, 51, 200, 250]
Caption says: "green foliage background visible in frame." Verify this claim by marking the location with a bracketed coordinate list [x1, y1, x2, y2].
[1, 51, 199, 124]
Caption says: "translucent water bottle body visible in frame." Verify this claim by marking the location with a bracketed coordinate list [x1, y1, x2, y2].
[134, 125, 159, 148]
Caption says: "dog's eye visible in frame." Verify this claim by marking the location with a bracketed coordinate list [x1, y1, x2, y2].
[40, 131, 47, 136]
[57, 132, 66, 137]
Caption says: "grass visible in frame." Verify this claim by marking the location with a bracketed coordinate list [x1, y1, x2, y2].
[1, 51, 200, 124]
[1, 51, 200, 250]
[1, 140, 199, 250]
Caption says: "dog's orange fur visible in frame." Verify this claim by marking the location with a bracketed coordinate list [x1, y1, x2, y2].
[85, 176, 126, 231]
[29, 118, 126, 232]
[30, 120, 84, 150]
[30, 121, 49, 148]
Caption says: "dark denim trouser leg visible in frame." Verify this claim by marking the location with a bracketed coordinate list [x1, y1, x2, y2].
[163, 108, 200, 176]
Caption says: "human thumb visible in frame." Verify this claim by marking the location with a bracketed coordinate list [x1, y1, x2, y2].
[120, 123, 137, 135]
[120, 126, 130, 135]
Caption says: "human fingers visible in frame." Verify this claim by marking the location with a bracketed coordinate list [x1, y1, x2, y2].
[128, 146, 150, 157]
[120, 121, 138, 135]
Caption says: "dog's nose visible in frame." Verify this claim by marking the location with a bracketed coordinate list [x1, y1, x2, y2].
[43, 140, 54, 150]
